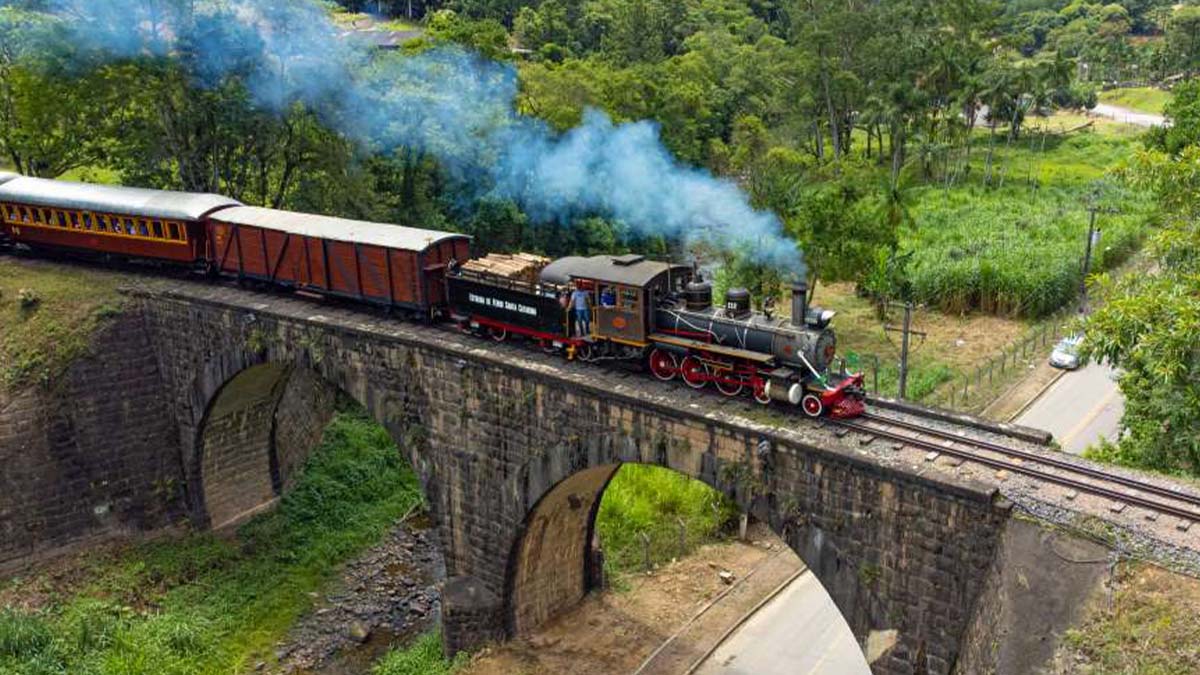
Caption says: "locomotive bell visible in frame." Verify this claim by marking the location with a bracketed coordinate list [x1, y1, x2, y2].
[725, 288, 752, 319]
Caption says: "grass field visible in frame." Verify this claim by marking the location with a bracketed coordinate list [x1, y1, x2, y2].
[1060, 563, 1200, 673]
[595, 464, 738, 580]
[1098, 86, 1173, 115]
[898, 113, 1151, 319]
[811, 111, 1151, 402]
[0, 258, 125, 393]
[0, 406, 424, 675]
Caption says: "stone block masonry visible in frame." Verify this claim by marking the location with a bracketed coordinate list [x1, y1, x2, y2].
[0, 312, 185, 566]
[130, 280, 1015, 675]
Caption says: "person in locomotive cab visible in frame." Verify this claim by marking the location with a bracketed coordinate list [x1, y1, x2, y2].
[571, 281, 593, 337]
[600, 286, 616, 307]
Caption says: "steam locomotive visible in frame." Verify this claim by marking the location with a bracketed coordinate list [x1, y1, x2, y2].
[0, 172, 865, 418]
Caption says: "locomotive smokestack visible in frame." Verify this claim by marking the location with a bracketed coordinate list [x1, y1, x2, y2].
[791, 280, 808, 327]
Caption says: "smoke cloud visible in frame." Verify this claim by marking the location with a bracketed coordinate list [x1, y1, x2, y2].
[33, 0, 804, 273]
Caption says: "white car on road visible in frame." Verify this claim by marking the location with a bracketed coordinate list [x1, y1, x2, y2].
[1049, 335, 1083, 370]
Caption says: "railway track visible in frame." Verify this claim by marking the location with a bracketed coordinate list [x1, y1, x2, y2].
[834, 411, 1200, 526]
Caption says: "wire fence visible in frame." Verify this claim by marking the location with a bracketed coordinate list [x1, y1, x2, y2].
[831, 320, 1071, 412]
[928, 321, 1069, 411]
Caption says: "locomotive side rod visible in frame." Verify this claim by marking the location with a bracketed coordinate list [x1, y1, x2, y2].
[831, 416, 1200, 525]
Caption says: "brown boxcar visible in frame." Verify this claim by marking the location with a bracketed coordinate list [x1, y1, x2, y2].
[207, 207, 471, 311]
[0, 175, 239, 263]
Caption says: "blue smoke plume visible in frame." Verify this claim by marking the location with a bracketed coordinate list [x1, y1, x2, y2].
[35, 0, 804, 274]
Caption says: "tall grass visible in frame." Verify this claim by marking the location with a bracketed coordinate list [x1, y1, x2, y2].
[372, 631, 468, 675]
[899, 122, 1153, 319]
[0, 405, 423, 675]
[595, 464, 738, 578]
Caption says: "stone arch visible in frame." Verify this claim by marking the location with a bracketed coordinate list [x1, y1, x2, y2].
[498, 425, 998, 675]
[192, 362, 339, 529]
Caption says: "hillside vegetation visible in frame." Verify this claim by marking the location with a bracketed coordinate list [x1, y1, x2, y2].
[0, 258, 124, 393]
[0, 406, 423, 674]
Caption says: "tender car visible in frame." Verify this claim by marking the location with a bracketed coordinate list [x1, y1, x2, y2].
[1049, 335, 1084, 370]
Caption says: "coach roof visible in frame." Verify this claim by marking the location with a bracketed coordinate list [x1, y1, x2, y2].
[0, 172, 18, 187]
[212, 206, 469, 252]
[0, 176, 240, 221]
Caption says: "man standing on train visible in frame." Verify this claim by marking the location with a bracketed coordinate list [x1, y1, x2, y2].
[571, 281, 592, 337]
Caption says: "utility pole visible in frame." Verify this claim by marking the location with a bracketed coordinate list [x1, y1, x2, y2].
[884, 302, 926, 400]
[1081, 191, 1118, 312]
[1081, 206, 1099, 305]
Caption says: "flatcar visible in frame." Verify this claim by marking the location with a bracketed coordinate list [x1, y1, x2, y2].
[0, 174, 864, 417]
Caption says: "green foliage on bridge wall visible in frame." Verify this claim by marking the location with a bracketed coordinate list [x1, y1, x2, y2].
[0, 405, 423, 674]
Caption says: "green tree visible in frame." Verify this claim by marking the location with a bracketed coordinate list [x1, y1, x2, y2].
[1082, 146, 1200, 476]
[1168, 6, 1200, 77]
[0, 9, 106, 177]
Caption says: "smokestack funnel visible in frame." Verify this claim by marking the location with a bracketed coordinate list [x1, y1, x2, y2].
[791, 280, 808, 328]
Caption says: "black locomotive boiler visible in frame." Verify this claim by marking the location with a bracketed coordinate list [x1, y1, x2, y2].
[447, 253, 865, 418]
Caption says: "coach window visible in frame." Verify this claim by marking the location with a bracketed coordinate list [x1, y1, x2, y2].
[21, 207, 31, 223]
[55, 211, 66, 228]
[151, 220, 164, 238]
[137, 219, 149, 236]
[167, 222, 180, 240]
[70, 212, 81, 229]
[95, 215, 108, 232]
[82, 213, 93, 229]
[620, 287, 640, 310]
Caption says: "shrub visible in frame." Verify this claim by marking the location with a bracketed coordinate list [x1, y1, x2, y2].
[372, 631, 468, 675]
[17, 287, 39, 310]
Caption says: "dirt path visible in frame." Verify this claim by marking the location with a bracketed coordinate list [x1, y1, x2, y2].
[1090, 103, 1166, 128]
[462, 531, 800, 675]
[634, 550, 803, 674]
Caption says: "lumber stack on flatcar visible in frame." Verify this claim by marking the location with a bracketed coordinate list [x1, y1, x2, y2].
[461, 252, 550, 282]
[0, 176, 239, 262]
[206, 207, 471, 311]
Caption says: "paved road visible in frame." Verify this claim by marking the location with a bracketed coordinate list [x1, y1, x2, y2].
[1091, 102, 1166, 128]
[695, 572, 870, 675]
[1016, 362, 1124, 455]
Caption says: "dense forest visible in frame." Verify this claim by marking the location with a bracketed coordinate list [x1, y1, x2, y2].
[1, 0, 1198, 474]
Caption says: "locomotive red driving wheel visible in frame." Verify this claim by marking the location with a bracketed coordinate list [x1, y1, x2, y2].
[648, 348, 678, 381]
[801, 393, 824, 418]
[680, 356, 708, 389]
[752, 379, 771, 405]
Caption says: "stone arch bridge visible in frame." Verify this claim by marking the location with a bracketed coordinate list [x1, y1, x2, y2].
[5, 275, 1197, 675]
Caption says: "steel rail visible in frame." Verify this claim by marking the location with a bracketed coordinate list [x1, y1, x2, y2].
[835, 415, 1200, 523]
[858, 411, 1200, 510]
